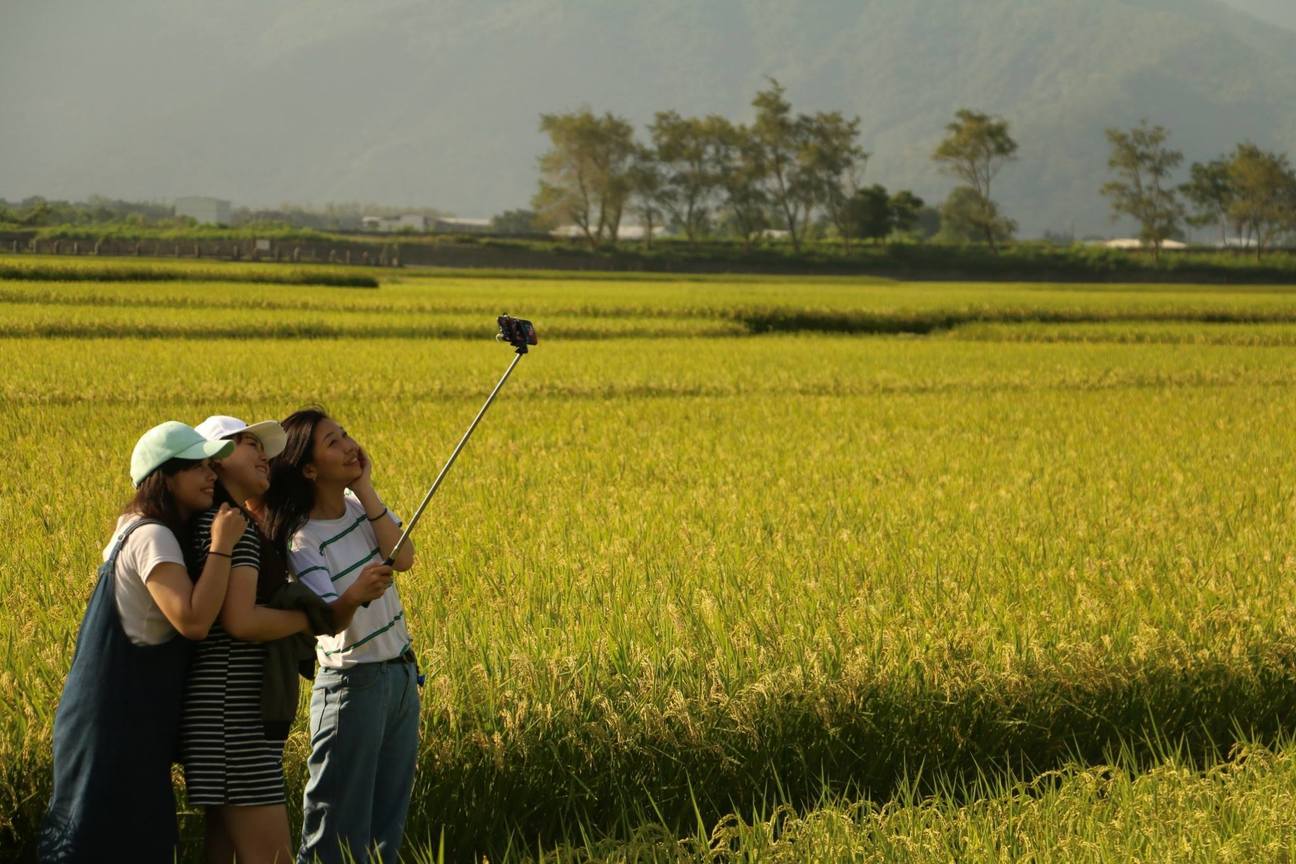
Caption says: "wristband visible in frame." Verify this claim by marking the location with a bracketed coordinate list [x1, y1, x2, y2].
[366, 506, 388, 523]
[208, 549, 232, 558]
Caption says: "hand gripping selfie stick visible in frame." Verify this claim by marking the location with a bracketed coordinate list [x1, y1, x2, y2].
[366, 315, 537, 603]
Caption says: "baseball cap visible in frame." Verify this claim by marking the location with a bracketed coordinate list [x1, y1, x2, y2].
[130, 421, 235, 486]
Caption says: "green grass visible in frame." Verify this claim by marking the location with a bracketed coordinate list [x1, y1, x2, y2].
[4, 260, 1296, 860]
[10, 230, 1296, 282]
[505, 739, 1296, 863]
[10, 261, 1296, 340]
[0, 255, 378, 287]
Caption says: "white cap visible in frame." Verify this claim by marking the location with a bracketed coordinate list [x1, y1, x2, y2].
[194, 415, 287, 459]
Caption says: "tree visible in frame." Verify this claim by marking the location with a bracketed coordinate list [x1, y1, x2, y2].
[712, 119, 770, 250]
[18, 197, 51, 227]
[751, 79, 807, 250]
[888, 190, 925, 237]
[932, 109, 1018, 253]
[533, 110, 637, 248]
[1226, 142, 1296, 258]
[751, 79, 865, 252]
[841, 185, 892, 243]
[626, 145, 666, 250]
[913, 205, 942, 241]
[1100, 120, 1184, 260]
[1179, 158, 1235, 246]
[1041, 229, 1076, 247]
[649, 111, 724, 242]
[939, 186, 1014, 246]
[805, 110, 868, 247]
[490, 209, 541, 235]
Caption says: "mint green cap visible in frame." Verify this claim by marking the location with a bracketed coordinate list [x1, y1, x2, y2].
[130, 421, 235, 486]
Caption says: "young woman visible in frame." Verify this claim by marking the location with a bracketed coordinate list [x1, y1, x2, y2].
[263, 408, 417, 864]
[179, 416, 389, 864]
[39, 421, 244, 863]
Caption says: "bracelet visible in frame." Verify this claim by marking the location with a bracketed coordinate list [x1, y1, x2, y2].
[366, 506, 388, 523]
[208, 549, 232, 558]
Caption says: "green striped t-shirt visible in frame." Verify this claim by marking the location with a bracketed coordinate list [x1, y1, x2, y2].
[288, 490, 410, 669]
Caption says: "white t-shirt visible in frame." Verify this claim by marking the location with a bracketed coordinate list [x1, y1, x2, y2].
[102, 514, 186, 646]
[288, 491, 411, 670]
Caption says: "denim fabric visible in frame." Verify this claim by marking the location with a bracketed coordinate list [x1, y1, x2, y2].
[39, 519, 193, 863]
[297, 660, 420, 864]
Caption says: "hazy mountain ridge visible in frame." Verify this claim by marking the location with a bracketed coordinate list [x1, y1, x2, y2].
[1217, 0, 1296, 32]
[3, 0, 1296, 235]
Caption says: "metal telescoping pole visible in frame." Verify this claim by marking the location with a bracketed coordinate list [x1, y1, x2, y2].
[382, 349, 526, 568]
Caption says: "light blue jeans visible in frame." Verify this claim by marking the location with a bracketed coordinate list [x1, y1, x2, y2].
[297, 660, 420, 864]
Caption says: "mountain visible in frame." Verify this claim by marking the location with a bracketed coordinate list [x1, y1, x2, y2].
[3, 0, 1296, 236]
[1217, 0, 1296, 32]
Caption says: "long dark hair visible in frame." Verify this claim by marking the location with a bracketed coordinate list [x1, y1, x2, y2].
[124, 457, 204, 571]
[264, 407, 330, 551]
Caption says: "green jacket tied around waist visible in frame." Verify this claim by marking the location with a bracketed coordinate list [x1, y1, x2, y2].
[261, 581, 335, 737]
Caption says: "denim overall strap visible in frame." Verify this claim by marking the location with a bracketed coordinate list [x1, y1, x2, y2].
[38, 519, 195, 863]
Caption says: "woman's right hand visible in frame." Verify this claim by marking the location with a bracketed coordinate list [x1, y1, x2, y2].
[209, 503, 247, 555]
[343, 562, 393, 605]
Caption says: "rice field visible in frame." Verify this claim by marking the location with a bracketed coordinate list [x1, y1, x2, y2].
[513, 738, 1296, 862]
[4, 256, 1296, 861]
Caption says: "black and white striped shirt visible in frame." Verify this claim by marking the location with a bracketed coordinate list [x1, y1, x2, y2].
[179, 505, 286, 806]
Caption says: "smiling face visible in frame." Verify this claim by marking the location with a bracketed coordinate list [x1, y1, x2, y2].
[303, 417, 363, 487]
[213, 432, 270, 500]
[164, 459, 217, 515]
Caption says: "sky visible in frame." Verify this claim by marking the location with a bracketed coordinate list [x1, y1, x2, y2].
[3, 0, 1294, 235]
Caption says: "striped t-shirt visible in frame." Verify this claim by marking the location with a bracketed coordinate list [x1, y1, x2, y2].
[287, 491, 410, 670]
[193, 506, 261, 574]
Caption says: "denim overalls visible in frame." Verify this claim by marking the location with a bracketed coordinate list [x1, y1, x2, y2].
[38, 519, 194, 863]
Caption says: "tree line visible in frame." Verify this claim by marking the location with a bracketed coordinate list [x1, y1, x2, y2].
[531, 79, 955, 252]
[0, 197, 447, 233]
[533, 81, 1296, 256]
[529, 81, 1024, 252]
[7, 98, 1294, 257]
[1103, 122, 1296, 258]
[0, 196, 176, 228]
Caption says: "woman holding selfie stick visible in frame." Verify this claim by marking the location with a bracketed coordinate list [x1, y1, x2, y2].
[264, 408, 417, 864]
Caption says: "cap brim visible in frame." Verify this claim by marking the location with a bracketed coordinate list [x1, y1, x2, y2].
[177, 439, 235, 461]
[241, 421, 287, 459]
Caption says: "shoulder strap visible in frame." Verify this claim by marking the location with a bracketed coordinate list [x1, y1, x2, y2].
[106, 518, 166, 571]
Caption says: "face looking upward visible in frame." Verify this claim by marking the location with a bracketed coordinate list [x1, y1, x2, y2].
[212, 433, 270, 500]
[303, 418, 363, 487]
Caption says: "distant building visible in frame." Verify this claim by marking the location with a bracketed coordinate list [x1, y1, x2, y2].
[1219, 236, 1257, 249]
[175, 196, 231, 225]
[433, 217, 492, 234]
[1092, 238, 1188, 250]
[361, 214, 427, 233]
[550, 224, 668, 241]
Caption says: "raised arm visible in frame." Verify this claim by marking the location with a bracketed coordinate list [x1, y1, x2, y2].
[350, 448, 414, 572]
[291, 537, 394, 634]
[146, 504, 244, 640]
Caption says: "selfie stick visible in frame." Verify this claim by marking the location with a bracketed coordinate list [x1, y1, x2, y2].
[379, 315, 537, 573]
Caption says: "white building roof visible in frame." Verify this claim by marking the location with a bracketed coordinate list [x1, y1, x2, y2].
[1096, 238, 1188, 250]
[550, 224, 668, 240]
